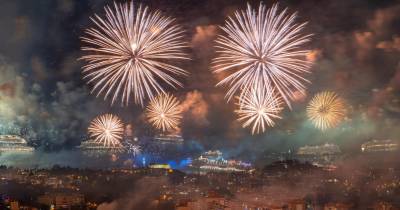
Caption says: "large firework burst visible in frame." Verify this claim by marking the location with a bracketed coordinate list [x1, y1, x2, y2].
[80, 2, 188, 106]
[235, 85, 283, 135]
[88, 114, 124, 147]
[146, 93, 182, 132]
[307, 91, 347, 130]
[213, 3, 312, 108]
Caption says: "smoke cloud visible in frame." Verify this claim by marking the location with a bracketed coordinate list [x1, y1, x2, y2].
[0, 58, 107, 149]
[97, 177, 172, 210]
[181, 90, 209, 127]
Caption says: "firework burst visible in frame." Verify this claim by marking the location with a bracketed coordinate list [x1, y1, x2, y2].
[213, 3, 312, 108]
[235, 85, 283, 135]
[307, 91, 347, 130]
[126, 142, 141, 157]
[146, 93, 182, 132]
[88, 114, 124, 147]
[80, 2, 188, 106]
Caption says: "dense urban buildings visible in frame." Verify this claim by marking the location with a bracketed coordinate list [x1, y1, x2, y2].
[1, 152, 400, 210]
[2, 137, 400, 209]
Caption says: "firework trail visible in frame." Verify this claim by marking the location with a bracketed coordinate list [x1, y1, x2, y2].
[307, 91, 347, 130]
[88, 114, 124, 147]
[235, 84, 283, 135]
[80, 2, 188, 106]
[213, 3, 312, 108]
[146, 93, 182, 132]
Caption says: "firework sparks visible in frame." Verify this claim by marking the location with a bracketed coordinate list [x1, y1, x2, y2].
[235, 85, 283, 135]
[213, 3, 312, 108]
[126, 142, 141, 157]
[88, 114, 124, 147]
[80, 2, 188, 106]
[146, 93, 182, 132]
[307, 91, 347, 130]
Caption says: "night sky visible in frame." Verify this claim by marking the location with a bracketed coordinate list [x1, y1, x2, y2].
[0, 0, 399, 166]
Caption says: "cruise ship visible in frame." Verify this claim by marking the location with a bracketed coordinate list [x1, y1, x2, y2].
[361, 139, 399, 152]
[153, 134, 184, 144]
[0, 135, 34, 153]
[189, 150, 252, 174]
[297, 143, 341, 155]
[296, 143, 341, 167]
[77, 139, 124, 156]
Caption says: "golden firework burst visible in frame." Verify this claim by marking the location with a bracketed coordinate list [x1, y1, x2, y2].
[88, 114, 124, 147]
[146, 93, 182, 132]
[307, 91, 347, 130]
[235, 86, 283, 135]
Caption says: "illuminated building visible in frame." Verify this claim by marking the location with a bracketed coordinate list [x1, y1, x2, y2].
[149, 164, 171, 169]
[176, 192, 228, 210]
[288, 199, 306, 210]
[189, 150, 252, 174]
[373, 201, 397, 210]
[10, 201, 19, 210]
[0, 135, 34, 153]
[296, 143, 341, 166]
[361, 139, 399, 152]
[323, 202, 352, 210]
[37, 193, 84, 209]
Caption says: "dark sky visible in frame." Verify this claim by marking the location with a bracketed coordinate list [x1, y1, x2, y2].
[0, 0, 399, 160]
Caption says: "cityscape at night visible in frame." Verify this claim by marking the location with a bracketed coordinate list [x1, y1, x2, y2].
[0, 0, 400, 209]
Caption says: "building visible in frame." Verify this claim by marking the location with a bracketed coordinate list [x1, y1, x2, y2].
[323, 203, 352, 210]
[372, 201, 398, 210]
[361, 139, 399, 152]
[37, 193, 84, 209]
[288, 199, 306, 210]
[10, 201, 19, 210]
[0, 135, 34, 153]
[177, 192, 228, 210]
[149, 164, 171, 169]
[45, 177, 62, 188]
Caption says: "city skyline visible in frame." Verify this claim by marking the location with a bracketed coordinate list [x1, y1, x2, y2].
[0, 0, 400, 209]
